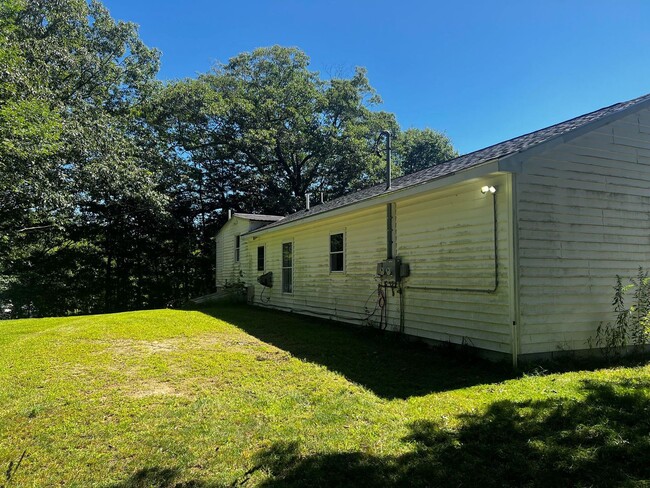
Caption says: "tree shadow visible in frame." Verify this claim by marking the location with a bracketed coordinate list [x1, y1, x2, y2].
[198, 304, 513, 399]
[104, 466, 219, 488]
[245, 378, 650, 487]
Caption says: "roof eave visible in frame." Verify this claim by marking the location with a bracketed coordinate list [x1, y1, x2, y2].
[245, 160, 501, 238]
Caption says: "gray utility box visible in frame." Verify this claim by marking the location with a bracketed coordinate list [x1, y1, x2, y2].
[377, 258, 410, 282]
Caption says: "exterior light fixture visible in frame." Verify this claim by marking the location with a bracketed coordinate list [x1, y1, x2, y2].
[481, 185, 497, 194]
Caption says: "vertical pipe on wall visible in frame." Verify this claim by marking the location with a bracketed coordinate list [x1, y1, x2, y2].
[379, 130, 392, 191]
[506, 173, 520, 369]
[386, 203, 394, 260]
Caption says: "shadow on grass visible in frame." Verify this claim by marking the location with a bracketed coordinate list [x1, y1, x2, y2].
[198, 304, 513, 399]
[105, 466, 218, 488]
[245, 379, 650, 487]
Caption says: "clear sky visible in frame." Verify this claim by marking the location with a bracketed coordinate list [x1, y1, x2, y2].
[102, 0, 650, 154]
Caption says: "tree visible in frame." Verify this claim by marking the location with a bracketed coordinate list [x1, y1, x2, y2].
[154, 46, 399, 217]
[393, 128, 457, 175]
[0, 0, 178, 316]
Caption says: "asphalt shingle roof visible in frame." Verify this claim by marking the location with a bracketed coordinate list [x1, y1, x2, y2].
[251, 93, 650, 233]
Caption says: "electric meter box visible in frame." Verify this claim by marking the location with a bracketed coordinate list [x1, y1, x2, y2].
[377, 258, 409, 282]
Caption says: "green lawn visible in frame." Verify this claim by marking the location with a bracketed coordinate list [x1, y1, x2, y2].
[1, 305, 649, 487]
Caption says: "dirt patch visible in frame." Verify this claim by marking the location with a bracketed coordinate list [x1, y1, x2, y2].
[255, 350, 291, 362]
[90, 338, 183, 355]
[126, 380, 185, 398]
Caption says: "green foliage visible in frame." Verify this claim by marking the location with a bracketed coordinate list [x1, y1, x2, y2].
[223, 279, 247, 302]
[595, 268, 650, 357]
[152, 45, 400, 215]
[0, 0, 214, 316]
[393, 127, 458, 175]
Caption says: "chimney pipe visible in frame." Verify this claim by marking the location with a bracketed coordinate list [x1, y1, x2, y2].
[305, 193, 311, 211]
[320, 192, 324, 204]
[228, 209, 232, 220]
[379, 130, 392, 191]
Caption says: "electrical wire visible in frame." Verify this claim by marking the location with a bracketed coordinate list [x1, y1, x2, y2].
[378, 284, 387, 330]
[259, 285, 271, 303]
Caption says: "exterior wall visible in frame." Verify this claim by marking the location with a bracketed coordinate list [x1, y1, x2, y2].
[245, 205, 387, 323]
[215, 217, 247, 287]
[516, 109, 650, 355]
[245, 174, 514, 354]
[398, 174, 513, 353]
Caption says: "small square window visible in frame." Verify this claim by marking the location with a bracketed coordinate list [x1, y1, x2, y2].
[330, 233, 344, 272]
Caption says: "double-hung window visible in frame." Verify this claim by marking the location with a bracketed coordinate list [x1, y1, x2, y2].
[235, 235, 240, 262]
[329, 233, 344, 272]
[282, 242, 293, 293]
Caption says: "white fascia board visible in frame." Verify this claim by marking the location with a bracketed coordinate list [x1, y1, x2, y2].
[246, 160, 502, 238]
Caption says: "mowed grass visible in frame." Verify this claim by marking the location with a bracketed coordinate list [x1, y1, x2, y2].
[1, 305, 649, 487]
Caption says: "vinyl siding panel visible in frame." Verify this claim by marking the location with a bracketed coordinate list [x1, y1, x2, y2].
[246, 175, 513, 354]
[517, 109, 650, 355]
[214, 217, 247, 286]
[398, 175, 512, 353]
[246, 206, 386, 324]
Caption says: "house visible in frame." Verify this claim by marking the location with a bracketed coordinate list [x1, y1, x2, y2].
[215, 93, 650, 365]
[215, 212, 284, 287]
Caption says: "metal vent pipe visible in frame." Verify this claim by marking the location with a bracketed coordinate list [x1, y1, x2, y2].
[379, 130, 392, 190]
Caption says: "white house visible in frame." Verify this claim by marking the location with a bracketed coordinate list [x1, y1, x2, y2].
[215, 93, 650, 365]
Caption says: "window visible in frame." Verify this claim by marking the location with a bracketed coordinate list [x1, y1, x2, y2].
[235, 235, 240, 262]
[282, 242, 293, 293]
[330, 233, 344, 272]
[257, 246, 265, 271]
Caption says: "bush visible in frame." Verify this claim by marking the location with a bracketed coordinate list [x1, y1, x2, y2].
[595, 267, 650, 357]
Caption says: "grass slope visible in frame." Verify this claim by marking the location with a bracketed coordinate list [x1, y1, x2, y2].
[1, 305, 649, 487]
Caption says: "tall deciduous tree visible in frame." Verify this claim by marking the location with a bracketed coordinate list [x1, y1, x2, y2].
[153, 46, 399, 217]
[0, 0, 177, 316]
[393, 128, 457, 175]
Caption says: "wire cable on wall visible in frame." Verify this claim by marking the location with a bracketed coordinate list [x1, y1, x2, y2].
[378, 284, 387, 330]
[259, 285, 271, 303]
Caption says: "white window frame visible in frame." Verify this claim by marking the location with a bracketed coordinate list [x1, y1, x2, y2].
[235, 235, 241, 262]
[329, 231, 345, 273]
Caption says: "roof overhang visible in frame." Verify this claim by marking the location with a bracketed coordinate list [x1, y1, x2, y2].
[246, 160, 502, 238]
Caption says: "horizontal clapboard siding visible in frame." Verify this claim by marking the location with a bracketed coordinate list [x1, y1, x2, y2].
[398, 175, 512, 353]
[215, 217, 245, 286]
[517, 109, 650, 354]
[248, 175, 513, 354]
[248, 206, 386, 324]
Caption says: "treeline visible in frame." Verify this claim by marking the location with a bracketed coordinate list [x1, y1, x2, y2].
[0, 0, 456, 318]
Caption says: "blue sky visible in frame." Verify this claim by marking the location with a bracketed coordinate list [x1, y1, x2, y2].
[103, 0, 650, 154]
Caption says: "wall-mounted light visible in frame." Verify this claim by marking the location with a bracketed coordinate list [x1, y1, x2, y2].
[481, 185, 497, 194]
